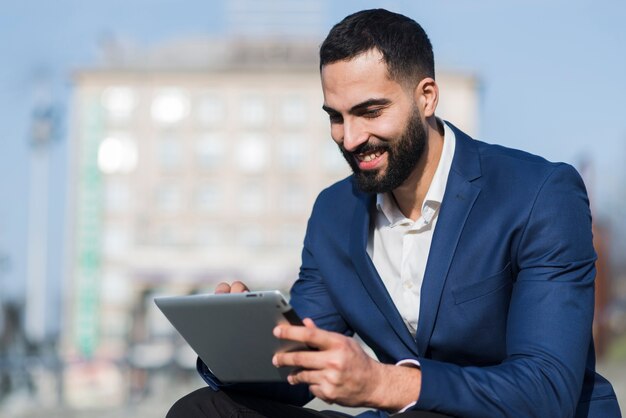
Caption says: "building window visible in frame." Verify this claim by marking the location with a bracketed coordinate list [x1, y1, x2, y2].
[278, 135, 307, 170]
[101, 86, 137, 121]
[103, 223, 131, 258]
[151, 88, 190, 125]
[237, 224, 265, 248]
[157, 137, 182, 169]
[156, 224, 177, 246]
[104, 179, 131, 212]
[155, 185, 183, 213]
[240, 95, 268, 127]
[279, 95, 306, 127]
[239, 180, 266, 214]
[98, 133, 138, 174]
[323, 140, 347, 173]
[196, 133, 225, 169]
[196, 223, 224, 247]
[195, 183, 221, 212]
[278, 222, 304, 248]
[101, 270, 133, 305]
[236, 133, 268, 173]
[197, 93, 225, 127]
[279, 182, 306, 214]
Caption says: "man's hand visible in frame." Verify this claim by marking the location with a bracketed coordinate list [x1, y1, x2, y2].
[214, 281, 249, 294]
[272, 318, 421, 411]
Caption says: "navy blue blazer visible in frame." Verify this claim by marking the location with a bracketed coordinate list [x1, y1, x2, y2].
[199, 123, 620, 417]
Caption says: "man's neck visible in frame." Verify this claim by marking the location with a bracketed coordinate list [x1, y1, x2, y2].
[391, 118, 444, 221]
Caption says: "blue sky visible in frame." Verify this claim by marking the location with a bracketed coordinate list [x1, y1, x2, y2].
[1, 0, 625, 301]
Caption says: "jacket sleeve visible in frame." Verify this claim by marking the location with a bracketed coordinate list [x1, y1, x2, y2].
[193, 202, 351, 407]
[289, 240, 353, 336]
[414, 164, 596, 418]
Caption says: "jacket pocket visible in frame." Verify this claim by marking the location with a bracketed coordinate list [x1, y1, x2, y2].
[452, 262, 512, 305]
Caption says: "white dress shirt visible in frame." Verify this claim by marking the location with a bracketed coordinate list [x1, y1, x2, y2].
[367, 121, 456, 337]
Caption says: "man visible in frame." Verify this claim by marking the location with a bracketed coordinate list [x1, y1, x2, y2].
[168, 9, 620, 417]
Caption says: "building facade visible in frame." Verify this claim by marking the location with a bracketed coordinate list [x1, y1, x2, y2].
[66, 38, 479, 404]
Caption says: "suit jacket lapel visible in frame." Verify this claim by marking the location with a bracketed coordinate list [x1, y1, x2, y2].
[349, 190, 418, 355]
[415, 123, 482, 356]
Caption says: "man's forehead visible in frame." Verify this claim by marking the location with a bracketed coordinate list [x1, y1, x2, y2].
[321, 51, 400, 110]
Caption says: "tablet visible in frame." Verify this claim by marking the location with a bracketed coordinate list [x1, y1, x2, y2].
[154, 290, 307, 383]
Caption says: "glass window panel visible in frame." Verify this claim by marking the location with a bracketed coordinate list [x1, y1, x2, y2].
[98, 133, 138, 174]
[101, 86, 137, 120]
[197, 93, 225, 126]
[240, 95, 268, 127]
[196, 223, 224, 247]
[103, 224, 130, 257]
[196, 133, 225, 169]
[279, 182, 306, 213]
[278, 135, 307, 170]
[158, 137, 182, 169]
[237, 224, 264, 248]
[156, 224, 177, 246]
[151, 88, 190, 124]
[323, 140, 348, 172]
[101, 270, 133, 304]
[155, 185, 182, 212]
[195, 183, 221, 212]
[104, 180, 131, 212]
[278, 222, 304, 248]
[236, 134, 268, 173]
[279, 95, 306, 127]
[240, 180, 266, 214]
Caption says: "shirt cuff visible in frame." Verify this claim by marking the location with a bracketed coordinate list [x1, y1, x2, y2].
[395, 358, 421, 369]
[392, 358, 421, 414]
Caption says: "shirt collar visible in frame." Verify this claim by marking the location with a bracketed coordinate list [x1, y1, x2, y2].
[375, 119, 457, 226]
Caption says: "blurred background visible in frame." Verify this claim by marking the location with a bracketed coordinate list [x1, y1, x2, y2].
[1, 0, 625, 416]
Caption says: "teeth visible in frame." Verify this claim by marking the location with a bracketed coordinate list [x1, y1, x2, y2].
[361, 152, 381, 162]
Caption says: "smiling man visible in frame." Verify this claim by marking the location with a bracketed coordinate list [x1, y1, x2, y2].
[167, 9, 620, 418]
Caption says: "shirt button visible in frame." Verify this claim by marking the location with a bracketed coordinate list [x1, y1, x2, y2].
[404, 281, 413, 289]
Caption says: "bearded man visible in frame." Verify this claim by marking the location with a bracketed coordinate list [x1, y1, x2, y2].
[168, 9, 620, 418]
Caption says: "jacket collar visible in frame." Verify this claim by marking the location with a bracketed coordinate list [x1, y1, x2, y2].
[348, 121, 483, 356]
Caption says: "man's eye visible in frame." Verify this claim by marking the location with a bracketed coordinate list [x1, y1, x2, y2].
[329, 114, 343, 124]
[363, 109, 382, 118]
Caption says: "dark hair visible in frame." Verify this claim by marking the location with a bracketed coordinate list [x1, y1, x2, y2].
[320, 9, 435, 84]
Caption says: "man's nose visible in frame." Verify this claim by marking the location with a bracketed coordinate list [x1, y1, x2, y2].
[340, 118, 368, 152]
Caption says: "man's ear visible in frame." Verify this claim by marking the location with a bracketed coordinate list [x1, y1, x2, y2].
[413, 77, 439, 118]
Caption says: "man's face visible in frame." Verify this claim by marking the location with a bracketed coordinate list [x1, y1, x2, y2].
[321, 50, 427, 193]
[339, 105, 426, 193]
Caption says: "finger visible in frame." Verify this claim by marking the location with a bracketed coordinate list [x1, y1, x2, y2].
[214, 282, 231, 294]
[273, 322, 336, 349]
[273, 350, 326, 370]
[297, 379, 343, 406]
[308, 384, 338, 405]
[287, 369, 324, 386]
[230, 281, 249, 293]
[302, 318, 317, 329]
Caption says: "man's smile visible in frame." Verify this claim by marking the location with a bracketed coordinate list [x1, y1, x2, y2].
[354, 148, 387, 170]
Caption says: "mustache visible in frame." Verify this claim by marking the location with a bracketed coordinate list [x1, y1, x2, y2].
[341, 139, 390, 156]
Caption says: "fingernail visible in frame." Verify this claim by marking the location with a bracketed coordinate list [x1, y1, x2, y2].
[273, 326, 281, 337]
[272, 355, 278, 366]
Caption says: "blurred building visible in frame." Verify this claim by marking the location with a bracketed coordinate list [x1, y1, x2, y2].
[64, 38, 479, 405]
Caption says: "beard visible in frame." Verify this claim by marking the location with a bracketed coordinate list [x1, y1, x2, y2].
[340, 106, 427, 194]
